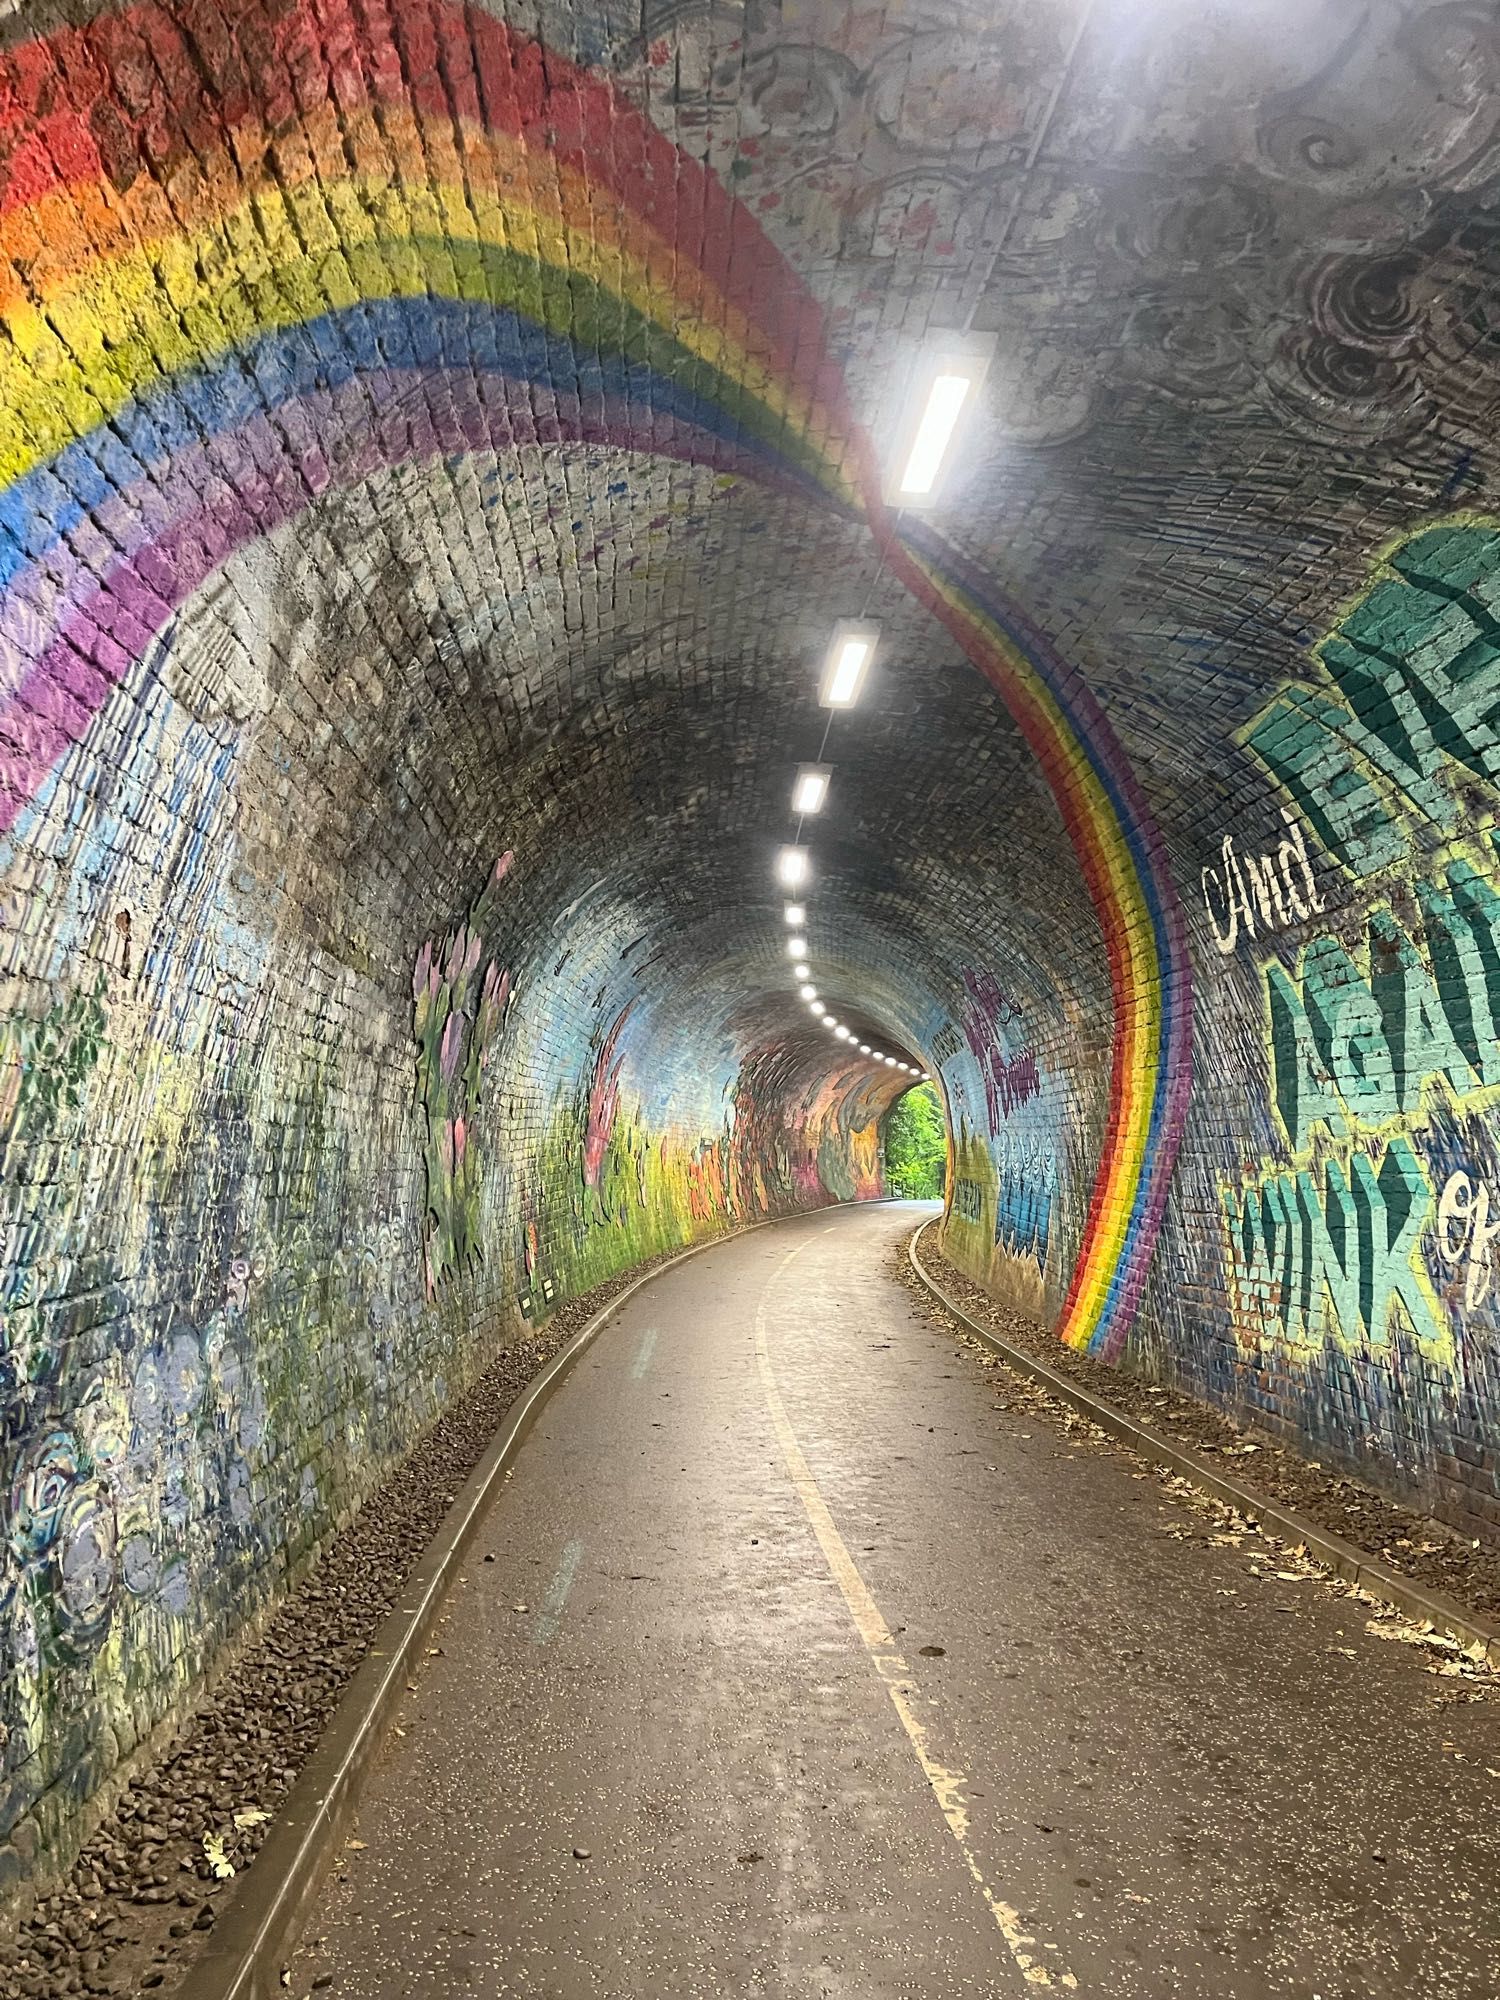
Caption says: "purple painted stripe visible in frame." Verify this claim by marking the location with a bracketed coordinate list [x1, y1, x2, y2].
[0, 372, 803, 832]
[904, 524, 1193, 1358]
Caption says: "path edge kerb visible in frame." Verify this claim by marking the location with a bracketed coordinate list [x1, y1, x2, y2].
[180, 1203, 870, 2000]
[908, 1218, 1500, 1672]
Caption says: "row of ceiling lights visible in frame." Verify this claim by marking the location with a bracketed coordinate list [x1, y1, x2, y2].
[776, 679, 929, 1082]
[764, 332, 992, 1085]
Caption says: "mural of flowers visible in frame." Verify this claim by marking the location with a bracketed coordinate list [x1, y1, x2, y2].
[412, 852, 517, 1297]
[582, 1002, 635, 1191]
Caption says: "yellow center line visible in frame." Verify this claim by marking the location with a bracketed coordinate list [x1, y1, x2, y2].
[754, 1238, 1078, 1991]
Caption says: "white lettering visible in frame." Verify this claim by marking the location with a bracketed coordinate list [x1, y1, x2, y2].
[1434, 1168, 1500, 1309]
[1202, 816, 1323, 955]
[1202, 863, 1238, 954]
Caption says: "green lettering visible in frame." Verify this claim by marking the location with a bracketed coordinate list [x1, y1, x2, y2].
[1225, 1182, 1274, 1329]
[1295, 1158, 1360, 1345]
[1418, 874, 1500, 1086]
[1267, 1174, 1302, 1346]
[1243, 690, 1403, 880]
[1336, 575, 1500, 788]
[1350, 1139, 1449, 1363]
[1301, 937, 1396, 1126]
[1369, 914, 1471, 1114]
[1268, 962, 1346, 1151]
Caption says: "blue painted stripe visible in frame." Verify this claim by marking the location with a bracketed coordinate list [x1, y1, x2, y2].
[0, 295, 835, 586]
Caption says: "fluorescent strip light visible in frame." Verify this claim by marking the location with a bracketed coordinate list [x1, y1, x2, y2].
[819, 621, 880, 709]
[786, 935, 807, 958]
[777, 846, 809, 888]
[784, 904, 805, 926]
[791, 764, 830, 815]
[898, 374, 971, 497]
[886, 331, 995, 509]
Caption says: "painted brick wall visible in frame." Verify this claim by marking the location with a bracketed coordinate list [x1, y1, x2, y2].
[0, 576, 902, 1890]
[932, 527, 1500, 1546]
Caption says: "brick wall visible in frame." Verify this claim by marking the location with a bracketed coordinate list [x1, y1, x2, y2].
[0, 552, 904, 1882]
[934, 527, 1500, 1544]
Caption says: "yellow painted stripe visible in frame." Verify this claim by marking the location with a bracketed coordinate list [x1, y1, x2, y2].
[0, 95, 835, 453]
[754, 1237, 1079, 1990]
[916, 563, 1163, 1347]
[0, 145, 853, 499]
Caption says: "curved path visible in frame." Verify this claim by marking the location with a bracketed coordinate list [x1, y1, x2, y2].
[295, 1202, 1500, 1999]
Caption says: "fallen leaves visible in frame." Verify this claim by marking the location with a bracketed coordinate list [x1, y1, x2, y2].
[202, 1834, 234, 1880]
[1364, 1615, 1497, 1689]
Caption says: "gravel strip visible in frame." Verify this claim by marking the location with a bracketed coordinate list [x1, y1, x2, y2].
[896, 1230, 1500, 1625]
[1, 1243, 701, 1999]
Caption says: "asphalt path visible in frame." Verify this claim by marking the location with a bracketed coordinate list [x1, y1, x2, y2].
[295, 1201, 1500, 1999]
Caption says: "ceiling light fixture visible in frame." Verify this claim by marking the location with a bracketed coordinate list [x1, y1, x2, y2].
[791, 764, 831, 816]
[887, 331, 996, 507]
[784, 903, 805, 926]
[786, 935, 808, 958]
[799, 984, 817, 1001]
[859, 1044, 871, 1055]
[809, 1000, 825, 1016]
[777, 846, 809, 888]
[819, 621, 880, 709]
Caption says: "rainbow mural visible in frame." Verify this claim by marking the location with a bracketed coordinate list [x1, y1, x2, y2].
[0, 0, 1190, 1357]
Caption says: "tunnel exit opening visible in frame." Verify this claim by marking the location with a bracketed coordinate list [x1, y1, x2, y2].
[882, 1080, 946, 1200]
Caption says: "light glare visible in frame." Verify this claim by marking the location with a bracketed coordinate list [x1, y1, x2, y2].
[887, 332, 994, 508]
[898, 372, 971, 497]
[819, 620, 880, 709]
[791, 765, 830, 815]
[828, 640, 868, 705]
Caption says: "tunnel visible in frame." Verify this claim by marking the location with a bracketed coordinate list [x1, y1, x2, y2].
[2, 0, 1500, 1992]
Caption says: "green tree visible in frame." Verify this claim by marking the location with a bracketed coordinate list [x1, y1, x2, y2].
[883, 1082, 946, 1199]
